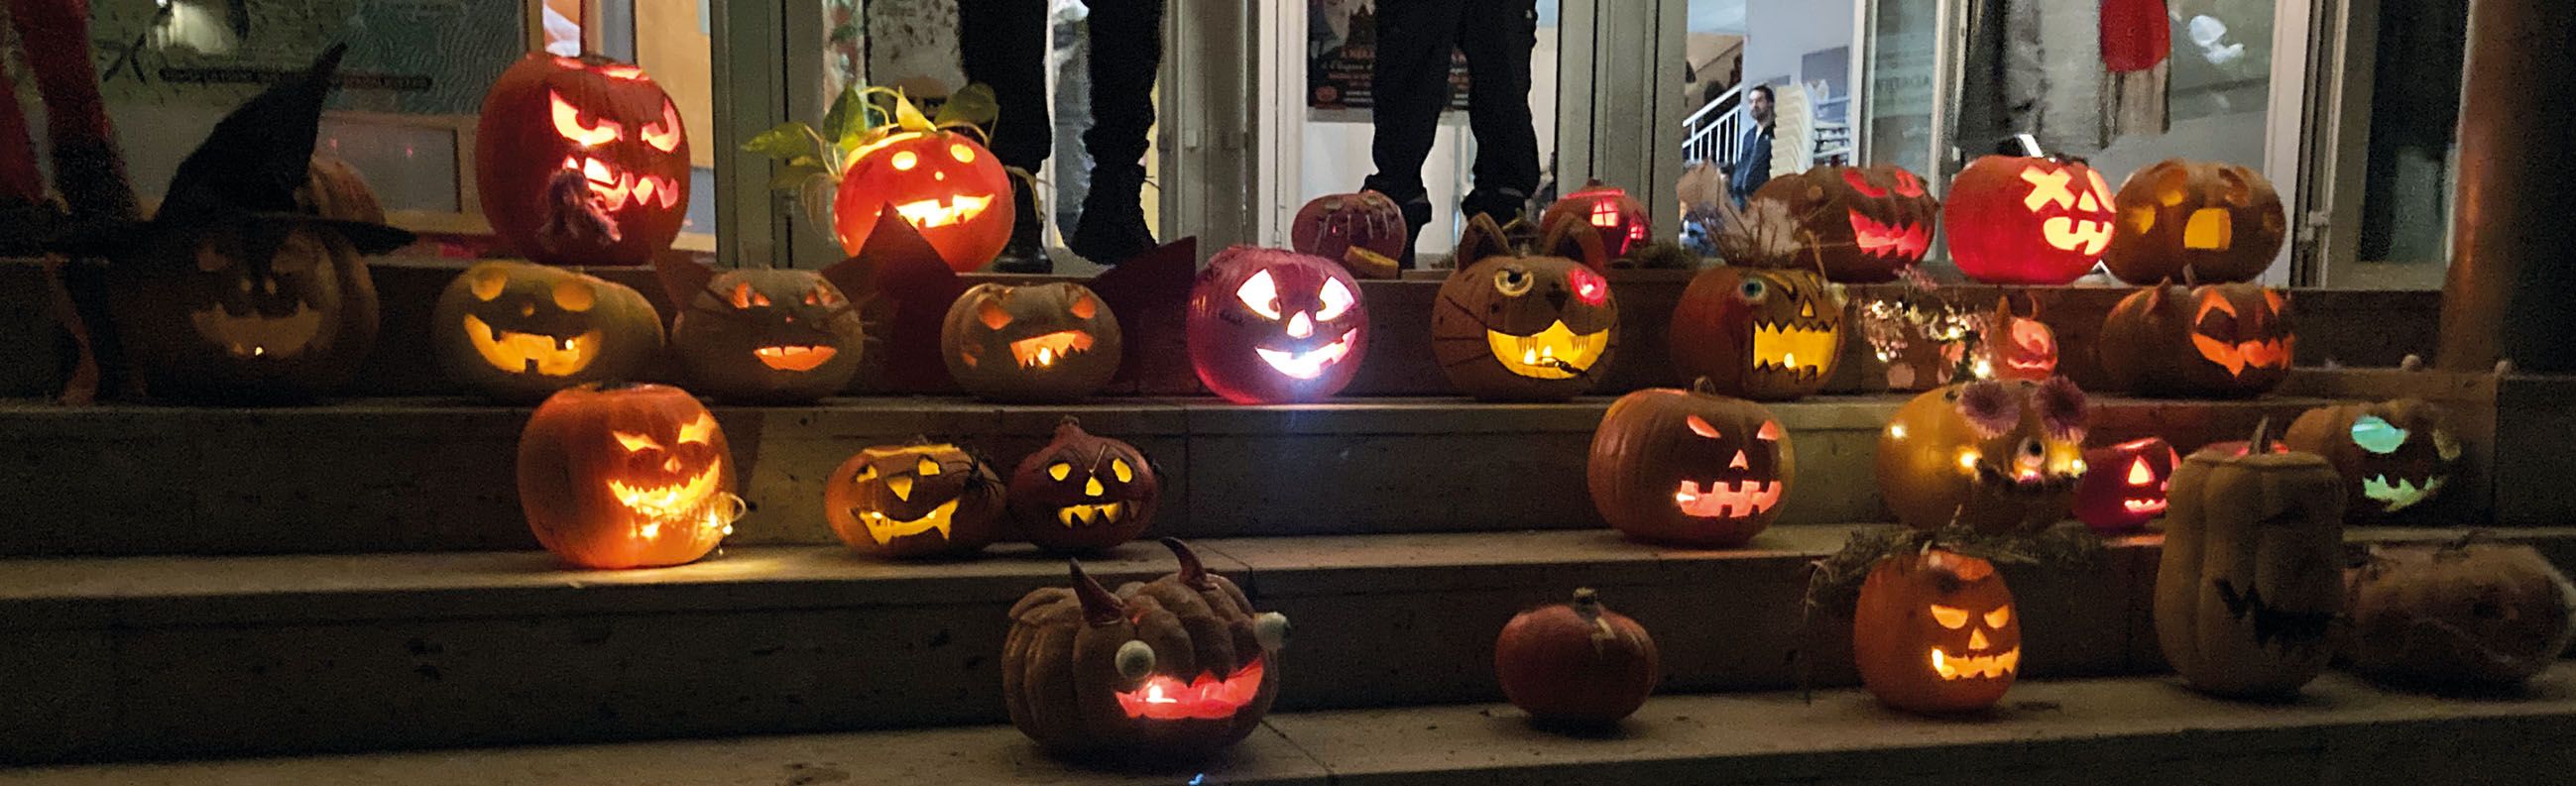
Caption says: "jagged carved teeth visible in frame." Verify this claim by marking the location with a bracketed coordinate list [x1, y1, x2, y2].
[190, 301, 323, 360]
[1484, 320, 1609, 380]
[1932, 646, 2020, 680]
[1009, 330, 1096, 369]
[1672, 478, 1782, 518]
[560, 156, 680, 211]
[1749, 320, 1835, 378]
[2362, 474, 2443, 511]
[1056, 502, 1125, 527]
[893, 194, 994, 228]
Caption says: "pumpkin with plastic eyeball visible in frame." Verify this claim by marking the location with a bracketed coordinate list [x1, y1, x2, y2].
[1009, 418, 1161, 553]
[2154, 422, 2346, 698]
[1002, 539, 1290, 759]
[2345, 538, 2576, 688]
[1943, 155, 2117, 284]
[1495, 588, 1660, 726]
[2102, 159, 2286, 285]
[2098, 282, 2295, 397]
[1432, 214, 1618, 401]
[2283, 398, 2463, 520]
[476, 53, 690, 267]
[1587, 380, 1793, 547]
[1187, 246, 1370, 403]
[516, 382, 743, 569]
[1854, 549, 2022, 714]
[1875, 378, 2090, 532]
[1670, 266, 1846, 400]
[433, 261, 663, 401]
[825, 441, 1005, 559]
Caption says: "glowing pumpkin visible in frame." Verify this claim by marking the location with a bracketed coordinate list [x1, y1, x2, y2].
[1538, 180, 1650, 266]
[1186, 246, 1369, 403]
[1942, 155, 2116, 284]
[1432, 215, 1618, 401]
[1748, 165, 1939, 282]
[476, 54, 690, 267]
[2098, 283, 2294, 397]
[1003, 539, 1290, 758]
[1494, 588, 1660, 726]
[2102, 159, 2286, 285]
[1854, 549, 2021, 714]
[825, 441, 1005, 560]
[941, 281, 1122, 402]
[516, 383, 743, 569]
[1876, 378, 2089, 532]
[833, 124, 1013, 273]
[1981, 295, 2057, 381]
[2283, 398, 2463, 519]
[1008, 418, 1161, 553]
[432, 261, 663, 401]
[2155, 423, 2345, 698]
[1587, 381, 1793, 547]
[2072, 436, 2180, 534]
[1670, 266, 1846, 400]
[658, 256, 869, 403]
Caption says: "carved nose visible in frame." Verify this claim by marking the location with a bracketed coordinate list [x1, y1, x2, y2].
[1085, 477, 1104, 498]
[663, 456, 681, 473]
[1287, 311, 1314, 338]
[1969, 628, 1990, 650]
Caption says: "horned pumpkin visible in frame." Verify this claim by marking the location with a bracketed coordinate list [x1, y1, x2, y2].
[2154, 422, 2346, 698]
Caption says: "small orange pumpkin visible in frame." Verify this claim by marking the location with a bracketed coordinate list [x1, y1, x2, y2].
[1854, 549, 2021, 714]
[1494, 588, 1659, 726]
[516, 383, 742, 569]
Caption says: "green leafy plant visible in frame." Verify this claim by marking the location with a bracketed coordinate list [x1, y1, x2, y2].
[741, 83, 1000, 232]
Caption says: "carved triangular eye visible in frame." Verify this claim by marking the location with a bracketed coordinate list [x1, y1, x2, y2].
[1687, 415, 1722, 439]
[979, 297, 1012, 330]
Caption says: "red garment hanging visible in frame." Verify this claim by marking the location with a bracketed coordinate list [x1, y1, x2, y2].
[2101, 0, 2170, 72]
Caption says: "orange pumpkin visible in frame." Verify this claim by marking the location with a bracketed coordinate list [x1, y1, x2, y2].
[1854, 549, 2021, 714]
[1875, 378, 2090, 531]
[1494, 588, 1660, 726]
[2098, 283, 2294, 397]
[476, 54, 690, 267]
[1538, 180, 1649, 266]
[825, 442, 1006, 560]
[1942, 155, 2116, 284]
[516, 383, 742, 569]
[1587, 382, 1793, 547]
[834, 129, 1013, 273]
[2102, 159, 2286, 285]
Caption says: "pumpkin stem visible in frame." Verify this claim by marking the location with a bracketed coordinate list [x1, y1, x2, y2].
[1689, 377, 1721, 396]
[1068, 560, 1125, 624]
[1571, 587, 1603, 618]
[2246, 416, 2276, 453]
[1055, 416, 1086, 438]
[1162, 537, 1215, 590]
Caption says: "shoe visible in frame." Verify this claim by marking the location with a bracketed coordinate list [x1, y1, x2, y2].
[990, 177, 1052, 274]
[1395, 196, 1431, 269]
[1069, 187, 1156, 265]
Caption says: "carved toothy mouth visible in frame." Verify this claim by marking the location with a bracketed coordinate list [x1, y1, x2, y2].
[1008, 330, 1097, 369]
[190, 302, 323, 360]
[2362, 474, 2445, 511]
[2215, 579, 2336, 649]
[853, 498, 961, 544]
[1673, 478, 1783, 519]
[562, 156, 681, 212]
[1255, 329, 1357, 380]
[1484, 320, 1611, 380]
[1054, 502, 1127, 527]
[754, 344, 838, 372]
[2190, 335, 2292, 377]
[2123, 497, 2168, 515]
[1848, 211, 1931, 260]
[893, 194, 994, 229]
[607, 461, 730, 538]
[2042, 216, 2113, 255]
[1114, 658, 1266, 721]
[1967, 458, 2081, 497]
[1931, 646, 2020, 680]
[463, 314, 600, 376]
[1751, 320, 1837, 379]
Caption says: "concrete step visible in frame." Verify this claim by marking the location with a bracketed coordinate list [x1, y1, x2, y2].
[9, 526, 2572, 764]
[10, 666, 2576, 786]
[0, 394, 2332, 557]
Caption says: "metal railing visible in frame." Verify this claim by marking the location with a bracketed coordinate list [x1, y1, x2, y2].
[1682, 82, 1746, 168]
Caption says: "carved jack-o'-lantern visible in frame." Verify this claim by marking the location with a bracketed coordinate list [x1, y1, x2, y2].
[1943, 155, 2117, 284]
[2346, 539, 2576, 687]
[1539, 180, 1650, 265]
[1876, 378, 2090, 532]
[2155, 424, 2346, 698]
[1981, 295, 2057, 381]
[940, 281, 1121, 401]
[825, 441, 1005, 559]
[2099, 283, 2294, 397]
[657, 256, 869, 403]
[1003, 539, 1290, 759]
[1432, 215, 1618, 401]
[432, 261, 663, 401]
[1187, 246, 1370, 403]
[1671, 266, 1846, 400]
[1009, 418, 1162, 553]
[477, 54, 690, 267]
[1587, 381, 1794, 547]
[1290, 190, 1407, 277]
[112, 222, 386, 402]
[2073, 436, 2181, 534]
[2103, 159, 2286, 285]
[1749, 165, 1940, 282]
[516, 383, 743, 569]
[833, 119, 1014, 273]
[2284, 398, 2463, 519]
[1855, 549, 2021, 714]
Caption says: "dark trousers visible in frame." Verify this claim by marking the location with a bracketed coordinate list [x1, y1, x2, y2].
[959, 0, 1163, 192]
[1360, 0, 1543, 226]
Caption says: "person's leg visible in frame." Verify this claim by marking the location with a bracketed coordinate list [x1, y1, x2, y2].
[1069, 0, 1166, 264]
[1360, 0, 1464, 267]
[1456, 0, 1541, 227]
[958, 0, 1054, 271]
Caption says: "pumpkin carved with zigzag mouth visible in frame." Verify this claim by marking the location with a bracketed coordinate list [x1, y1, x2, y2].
[942, 281, 1122, 402]
[826, 442, 1005, 559]
[1671, 266, 1845, 400]
[2100, 282, 2295, 397]
[1010, 418, 1161, 553]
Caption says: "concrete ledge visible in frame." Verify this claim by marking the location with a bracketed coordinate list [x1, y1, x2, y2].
[0, 395, 2340, 557]
[10, 667, 2576, 786]
[6, 526, 2571, 763]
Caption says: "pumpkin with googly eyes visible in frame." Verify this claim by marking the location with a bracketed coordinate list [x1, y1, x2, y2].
[1876, 378, 2091, 532]
[2283, 398, 2463, 519]
[825, 441, 1006, 559]
[941, 281, 1122, 402]
[517, 382, 744, 569]
[1010, 418, 1161, 553]
[656, 255, 869, 403]
[1670, 266, 1846, 400]
[1432, 215, 1618, 401]
[1187, 246, 1370, 403]
[1004, 538, 1289, 759]
[433, 261, 663, 401]
[1587, 381, 1794, 547]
